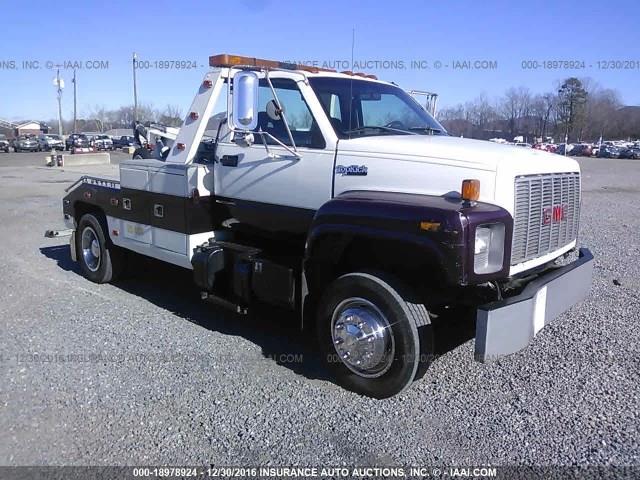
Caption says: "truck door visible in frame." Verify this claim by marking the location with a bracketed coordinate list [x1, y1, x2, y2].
[213, 76, 335, 236]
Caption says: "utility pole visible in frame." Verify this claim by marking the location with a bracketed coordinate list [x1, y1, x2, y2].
[132, 52, 138, 123]
[54, 68, 64, 136]
[72, 69, 77, 133]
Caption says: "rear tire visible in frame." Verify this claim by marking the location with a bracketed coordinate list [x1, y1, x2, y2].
[316, 272, 433, 399]
[132, 147, 151, 160]
[76, 213, 124, 283]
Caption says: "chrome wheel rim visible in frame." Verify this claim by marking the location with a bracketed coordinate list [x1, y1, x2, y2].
[331, 297, 395, 378]
[81, 226, 101, 272]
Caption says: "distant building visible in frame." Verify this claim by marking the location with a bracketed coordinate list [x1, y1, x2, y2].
[15, 121, 44, 136]
[0, 119, 47, 137]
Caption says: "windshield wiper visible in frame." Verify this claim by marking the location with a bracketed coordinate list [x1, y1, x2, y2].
[408, 126, 444, 135]
[344, 125, 415, 136]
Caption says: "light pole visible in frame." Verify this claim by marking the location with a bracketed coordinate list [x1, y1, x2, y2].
[72, 69, 77, 133]
[132, 52, 138, 123]
[53, 69, 64, 135]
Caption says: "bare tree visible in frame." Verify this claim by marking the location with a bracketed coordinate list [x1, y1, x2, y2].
[159, 105, 183, 127]
[85, 105, 110, 132]
[500, 87, 531, 140]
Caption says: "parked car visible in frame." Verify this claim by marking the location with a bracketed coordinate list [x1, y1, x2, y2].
[534, 143, 557, 153]
[37, 134, 64, 151]
[619, 147, 640, 159]
[598, 145, 621, 158]
[113, 135, 136, 148]
[0, 134, 10, 152]
[514, 142, 532, 148]
[571, 144, 593, 157]
[65, 133, 91, 151]
[13, 135, 39, 152]
[91, 134, 114, 151]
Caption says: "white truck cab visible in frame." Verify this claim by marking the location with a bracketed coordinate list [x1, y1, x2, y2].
[57, 54, 594, 398]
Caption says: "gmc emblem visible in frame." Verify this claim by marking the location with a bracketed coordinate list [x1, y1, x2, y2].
[543, 204, 568, 225]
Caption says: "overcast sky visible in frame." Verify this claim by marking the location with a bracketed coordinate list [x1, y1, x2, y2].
[2, 0, 639, 122]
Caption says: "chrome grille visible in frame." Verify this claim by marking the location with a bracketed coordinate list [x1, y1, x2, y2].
[511, 172, 580, 265]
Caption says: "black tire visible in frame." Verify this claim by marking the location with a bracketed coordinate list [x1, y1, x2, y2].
[316, 272, 433, 399]
[76, 213, 125, 283]
[14, 147, 19, 153]
[132, 147, 151, 160]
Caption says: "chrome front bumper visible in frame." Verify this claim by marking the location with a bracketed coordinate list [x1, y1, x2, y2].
[475, 248, 594, 362]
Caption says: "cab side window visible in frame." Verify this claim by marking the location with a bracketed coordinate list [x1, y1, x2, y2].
[254, 79, 325, 149]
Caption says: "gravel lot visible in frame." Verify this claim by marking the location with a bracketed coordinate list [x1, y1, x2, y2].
[0, 152, 638, 467]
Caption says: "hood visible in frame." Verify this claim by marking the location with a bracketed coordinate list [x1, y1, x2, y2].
[338, 135, 578, 176]
[334, 134, 580, 211]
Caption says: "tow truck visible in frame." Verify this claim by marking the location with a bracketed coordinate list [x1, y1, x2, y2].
[50, 53, 594, 398]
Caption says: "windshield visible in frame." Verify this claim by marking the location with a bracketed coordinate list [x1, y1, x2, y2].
[308, 77, 447, 138]
[46, 135, 60, 139]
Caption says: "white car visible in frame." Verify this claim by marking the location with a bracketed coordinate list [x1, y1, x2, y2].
[91, 134, 114, 151]
[37, 134, 65, 151]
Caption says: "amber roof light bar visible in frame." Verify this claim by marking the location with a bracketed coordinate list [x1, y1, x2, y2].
[209, 54, 337, 73]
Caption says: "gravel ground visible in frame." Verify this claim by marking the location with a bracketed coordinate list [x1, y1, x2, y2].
[0, 154, 638, 467]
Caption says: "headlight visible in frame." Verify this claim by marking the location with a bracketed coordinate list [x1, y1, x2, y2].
[474, 223, 506, 274]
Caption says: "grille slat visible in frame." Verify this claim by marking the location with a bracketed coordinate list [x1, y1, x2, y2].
[511, 172, 581, 265]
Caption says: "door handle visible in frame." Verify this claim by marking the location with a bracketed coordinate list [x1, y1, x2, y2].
[220, 155, 239, 167]
[153, 204, 164, 218]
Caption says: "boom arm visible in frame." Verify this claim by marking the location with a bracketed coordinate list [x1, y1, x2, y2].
[165, 68, 227, 164]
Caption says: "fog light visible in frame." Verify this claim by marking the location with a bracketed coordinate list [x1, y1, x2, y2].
[474, 223, 505, 274]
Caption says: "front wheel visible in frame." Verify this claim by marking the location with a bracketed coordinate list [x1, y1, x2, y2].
[76, 213, 125, 283]
[316, 272, 433, 399]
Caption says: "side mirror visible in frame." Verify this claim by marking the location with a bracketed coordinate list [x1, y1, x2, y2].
[230, 71, 259, 131]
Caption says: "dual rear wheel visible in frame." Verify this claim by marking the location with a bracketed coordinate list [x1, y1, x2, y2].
[76, 213, 124, 283]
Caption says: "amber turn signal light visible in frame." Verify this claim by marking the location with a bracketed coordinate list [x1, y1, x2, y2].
[419, 221, 441, 232]
[461, 179, 480, 202]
